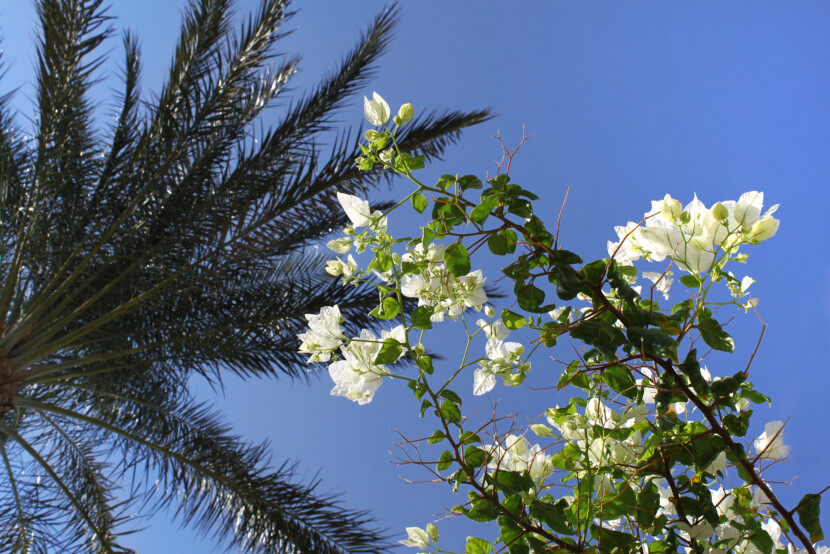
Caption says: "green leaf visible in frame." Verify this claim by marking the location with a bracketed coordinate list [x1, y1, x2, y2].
[469, 195, 500, 224]
[374, 338, 402, 364]
[436, 174, 456, 190]
[599, 482, 638, 519]
[627, 327, 678, 361]
[439, 401, 462, 424]
[466, 498, 500, 522]
[507, 197, 533, 219]
[432, 200, 467, 232]
[487, 232, 508, 255]
[723, 412, 751, 437]
[410, 306, 434, 329]
[515, 282, 549, 313]
[420, 399, 433, 417]
[428, 430, 445, 444]
[502, 229, 518, 253]
[555, 266, 584, 301]
[454, 431, 478, 445]
[679, 348, 710, 396]
[602, 365, 636, 398]
[485, 470, 534, 495]
[693, 435, 726, 473]
[637, 484, 661, 527]
[440, 389, 463, 405]
[446, 242, 471, 277]
[679, 274, 703, 288]
[697, 316, 735, 353]
[795, 493, 824, 543]
[416, 355, 434, 375]
[464, 445, 487, 468]
[465, 536, 492, 554]
[750, 529, 774, 554]
[648, 541, 667, 554]
[501, 309, 526, 330]
[591, 525, 637, 551]
[488, 174, 510, 190]
[369, 296, 400, 320]
[530, 499, 571, 534]
[394, 152, 425, 172]
[571, 320, 622, 362]
[437, 450, 454, 471]
[411, 192, 428, 213]
[458, 175, 483, 191]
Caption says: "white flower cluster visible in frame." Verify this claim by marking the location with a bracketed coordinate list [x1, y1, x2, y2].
[298, 309, 405, 405]
[472, 318, 529, 395]
[487, 434, 553, 482]
[301, 192, 495, 405]
[400, 243, 488, 322]
[326, 192, 388, 259]
[398, 522, 438, 549]
[609, 192, 779, 274]
[297, 306, 344, 363]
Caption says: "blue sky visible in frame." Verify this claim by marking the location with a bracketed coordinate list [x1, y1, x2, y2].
[2, 1, 830, 552]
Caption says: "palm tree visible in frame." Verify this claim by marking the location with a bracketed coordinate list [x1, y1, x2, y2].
[0, 0, 490, 551]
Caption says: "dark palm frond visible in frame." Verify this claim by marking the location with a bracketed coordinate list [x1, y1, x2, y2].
[0, 0, 491, 551]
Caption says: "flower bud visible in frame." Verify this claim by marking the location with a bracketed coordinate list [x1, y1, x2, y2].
[397, 103, 414, 123]
[484, 305, 496, 318]
[509, 373, 525, 386]
[711, 201, 729, 221]
[660, 194, 682, 222]
[530, 424, 552, 437]
[749, 216, 779, 243]
[425, 523, 439, 542]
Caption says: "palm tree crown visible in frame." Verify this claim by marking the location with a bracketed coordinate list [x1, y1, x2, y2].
[0, 0, 490, 551]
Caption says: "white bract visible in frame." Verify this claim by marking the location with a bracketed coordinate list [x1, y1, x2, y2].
[400, 254, 488, 322]
[325, 255, 358, 278]
[297, 306, 345, 363]
[608, 192, 779, 274]
[642, 270, 673, 301]
[753, 420, 790, 460]
[364, 92, 390, 126]
[399, 526, 429, 548]
[327, 329, 387, 405]
[487, 435, 553, 482]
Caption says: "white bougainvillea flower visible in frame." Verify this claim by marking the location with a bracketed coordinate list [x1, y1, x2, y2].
[336, 192, 372, 227]
[326, 236, 352, 254]
[487, 435, 553, 482]
[298, 306, 345, 363]
[476, 318, 510, 342]
[642, 270, 673, 300]
[585, 398, 620, 429]
[455, 269, 487, 308]
[706, 451, 728, 475]
[610, 191, 779, 274]
[734, 191, 764, 230]
[473, 337, 525, 395]
[710, 486, 735, 519]
[548, 306, 575, 324]
[676, 521, 715, 541]
[327, 329, 386, 404]
[398, 526, 429, 548]
[753, 420, 790, 460]
[324, 255, 358, 278]
[363, 91, 390, 126]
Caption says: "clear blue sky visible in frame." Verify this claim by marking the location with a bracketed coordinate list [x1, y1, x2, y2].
[2, 1, 829, 552]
